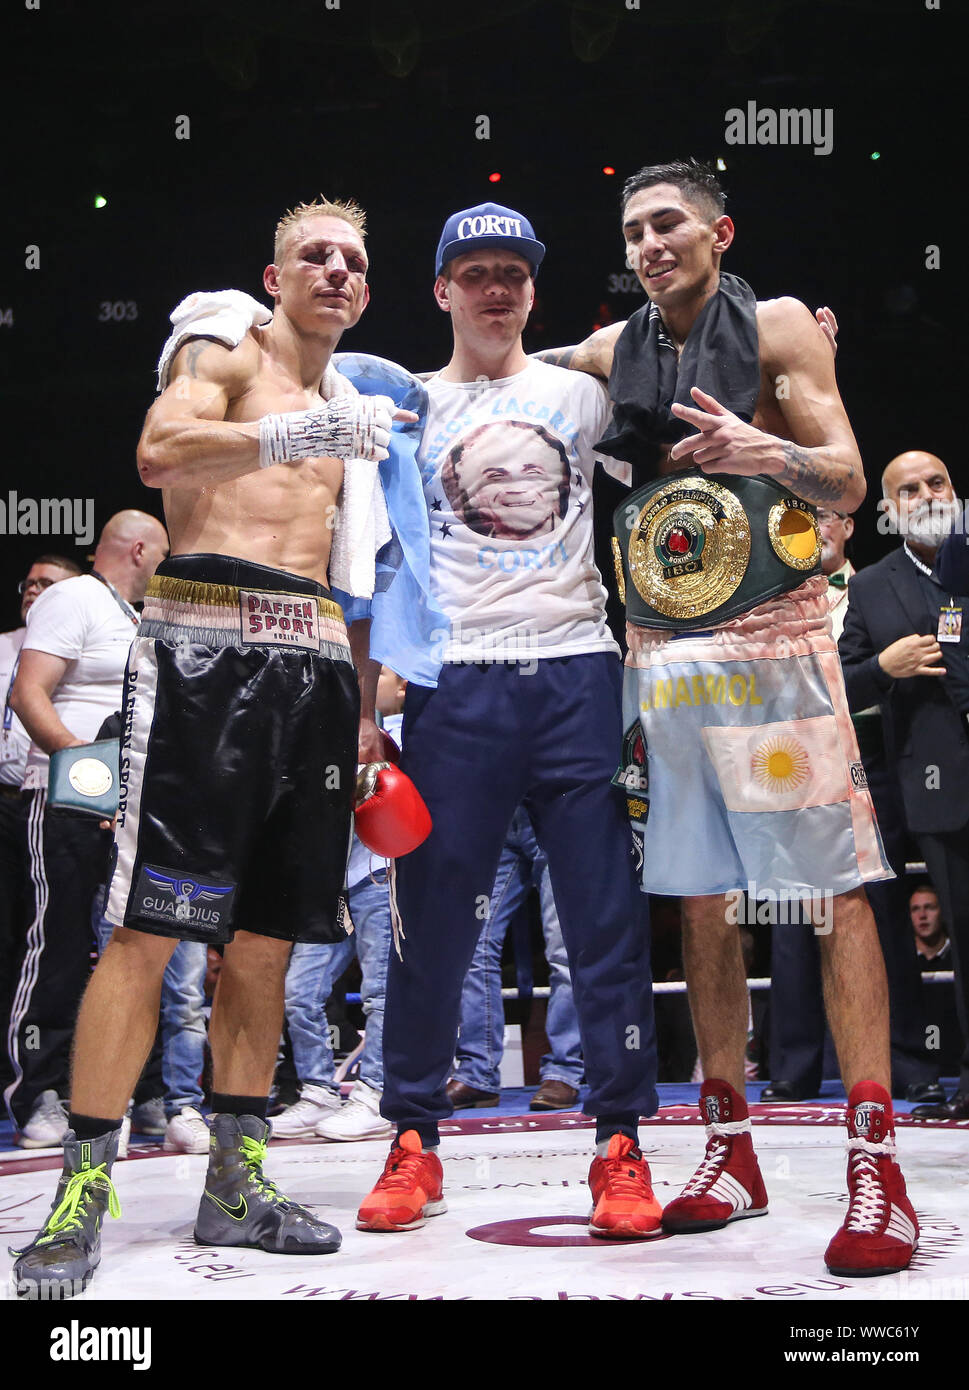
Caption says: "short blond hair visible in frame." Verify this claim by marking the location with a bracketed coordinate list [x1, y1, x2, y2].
[273, 197, 368, 264]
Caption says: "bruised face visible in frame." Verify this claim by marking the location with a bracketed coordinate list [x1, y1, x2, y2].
[267, 215, 370, 334]
[447, 429, 568, 539]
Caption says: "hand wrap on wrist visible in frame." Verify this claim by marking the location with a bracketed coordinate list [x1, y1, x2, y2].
[258, 395, 393, 468]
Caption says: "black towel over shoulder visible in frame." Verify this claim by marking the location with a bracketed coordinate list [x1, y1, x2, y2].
[595, 273, 761, 478]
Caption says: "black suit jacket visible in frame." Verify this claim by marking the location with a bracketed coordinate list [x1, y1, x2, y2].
[839, 548, 969, 834]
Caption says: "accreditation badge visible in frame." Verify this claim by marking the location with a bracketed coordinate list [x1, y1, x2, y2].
[938, 605, 963, 643]
[0, 728, 17, 765]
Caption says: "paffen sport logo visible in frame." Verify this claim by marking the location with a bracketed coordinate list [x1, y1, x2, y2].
[239, 590, 322, 651]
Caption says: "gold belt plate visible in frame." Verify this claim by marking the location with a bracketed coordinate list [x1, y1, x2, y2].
[628, 476, 751, 620]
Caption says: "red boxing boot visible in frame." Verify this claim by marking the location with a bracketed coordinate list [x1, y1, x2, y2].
[824, 1081, 918, 1277]
[662, 1079, 768, 1234]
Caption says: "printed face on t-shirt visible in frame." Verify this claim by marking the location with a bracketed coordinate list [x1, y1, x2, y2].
[441, 422, 569, 540]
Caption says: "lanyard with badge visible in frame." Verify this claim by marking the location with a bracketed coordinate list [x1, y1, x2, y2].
[904, 542, 963, 645]
[938, 599, 963, 643]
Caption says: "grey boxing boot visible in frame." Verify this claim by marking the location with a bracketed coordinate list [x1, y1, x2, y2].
[10, 1128, 122, 1299]
[194, 1113, 341, 1254]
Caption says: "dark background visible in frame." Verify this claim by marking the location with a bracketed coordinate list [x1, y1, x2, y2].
[0, 0, 958, 628]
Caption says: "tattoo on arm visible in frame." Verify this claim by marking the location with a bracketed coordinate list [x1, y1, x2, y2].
[184, 341, 208, 378]
[776, 442, 848, 505]
[532, 346, 578, 369]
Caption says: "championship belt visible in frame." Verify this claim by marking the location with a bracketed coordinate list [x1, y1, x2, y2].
[612, 469, 821, 631]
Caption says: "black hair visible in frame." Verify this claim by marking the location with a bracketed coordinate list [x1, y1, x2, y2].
[621, 157, 726, 223]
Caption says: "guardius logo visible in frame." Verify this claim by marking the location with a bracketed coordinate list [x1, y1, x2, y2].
[144, 869, 234, 903]
[135, 865, 235, 929]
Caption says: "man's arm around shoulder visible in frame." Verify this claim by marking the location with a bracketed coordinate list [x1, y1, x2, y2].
[531, 321, 626, 380]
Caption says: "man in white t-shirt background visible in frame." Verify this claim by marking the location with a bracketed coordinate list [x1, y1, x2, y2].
[0, 554, 82, 1096]
[357, 205, 659, 1240]
[5, 511, 169, 1145]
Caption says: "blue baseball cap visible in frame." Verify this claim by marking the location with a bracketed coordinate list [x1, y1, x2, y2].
[435, 202, 546, 277]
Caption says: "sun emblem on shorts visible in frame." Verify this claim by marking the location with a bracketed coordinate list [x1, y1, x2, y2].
[750, 735, 810, 793]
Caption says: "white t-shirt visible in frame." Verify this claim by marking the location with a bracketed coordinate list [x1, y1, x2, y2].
[419, 360, 621, 663]
[22, 575, 137, 789]
[0, 627, 28, 787]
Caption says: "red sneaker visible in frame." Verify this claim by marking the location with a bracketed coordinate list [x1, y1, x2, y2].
[356, 1130, 447, 1232]
[662, 1079, 768, 1234]
[824, 1082, 918, 1277]
[588, 1134, 663, 1239]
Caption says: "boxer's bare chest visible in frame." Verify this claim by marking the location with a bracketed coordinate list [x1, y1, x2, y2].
[653, 326, 790, 477]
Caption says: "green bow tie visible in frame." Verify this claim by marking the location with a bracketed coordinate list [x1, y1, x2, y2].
[828, 572, 848, 589]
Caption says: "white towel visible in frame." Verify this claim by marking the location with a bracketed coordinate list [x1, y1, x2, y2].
[320, 364, 392, 600]
[156, 290, 272, 392]
[154, 289, 391, 600]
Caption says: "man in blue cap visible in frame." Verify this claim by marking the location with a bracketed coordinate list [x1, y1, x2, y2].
[357, 204, 660, 1239]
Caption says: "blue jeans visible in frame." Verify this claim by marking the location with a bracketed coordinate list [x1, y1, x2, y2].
[95, 909, 206, 1115]
[285, 869, 393, 1092]
[454, 806, 583, 1092]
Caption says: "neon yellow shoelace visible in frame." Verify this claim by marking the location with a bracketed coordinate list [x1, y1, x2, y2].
[37, 1165, 121, 1245]
[239, 1135, 290, 1204]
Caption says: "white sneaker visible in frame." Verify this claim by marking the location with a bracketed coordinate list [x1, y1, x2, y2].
[117, 1112, 132, 1161]
[163, 1106, 211, 1153]
[269, 1084, 342, 1138]
[130, 1096, 167, 1135]
[17, 1090, 69, 1148]
[315, 1080, 393, 1141]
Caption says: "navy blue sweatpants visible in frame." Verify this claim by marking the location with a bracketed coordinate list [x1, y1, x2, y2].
[383, 654, 658, 1144]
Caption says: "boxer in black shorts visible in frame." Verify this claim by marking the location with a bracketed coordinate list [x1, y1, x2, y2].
[11, 197, 417, 1299]
[106, 554, 358, 947]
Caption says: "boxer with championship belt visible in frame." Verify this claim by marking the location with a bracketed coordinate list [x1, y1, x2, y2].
[11, 198, 421, 1300]
[537, 158, 916, 1278]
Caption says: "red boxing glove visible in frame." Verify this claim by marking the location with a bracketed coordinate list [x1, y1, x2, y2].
[354, 762, 432, 858]
[380, 731, 401, 765]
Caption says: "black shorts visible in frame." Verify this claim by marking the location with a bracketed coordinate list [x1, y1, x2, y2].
[104, 554, 359, 946]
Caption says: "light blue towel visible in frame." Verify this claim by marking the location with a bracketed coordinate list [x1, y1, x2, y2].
[332, 353, 448, 687]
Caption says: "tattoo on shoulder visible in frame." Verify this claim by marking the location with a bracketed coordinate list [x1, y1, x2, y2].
[184, 340, 208, 378]
[778, 442, 845, 504]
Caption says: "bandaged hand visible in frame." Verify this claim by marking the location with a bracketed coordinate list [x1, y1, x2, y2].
[259, 394, 397, 468]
